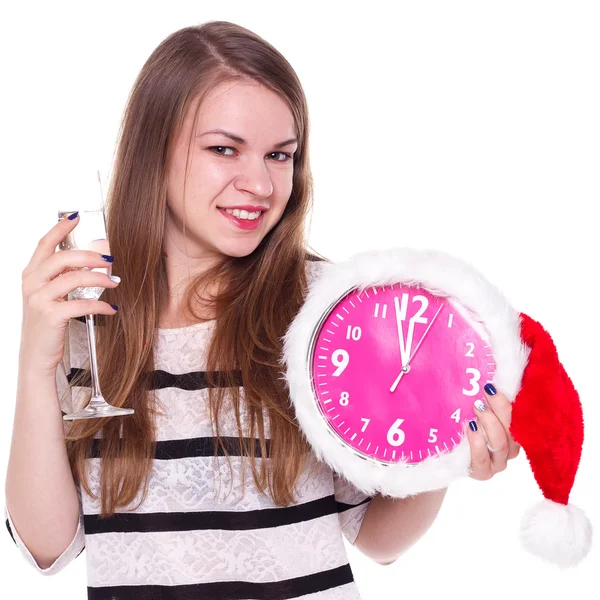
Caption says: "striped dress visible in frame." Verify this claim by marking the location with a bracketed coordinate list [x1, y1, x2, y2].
[4, 260, 374, 599]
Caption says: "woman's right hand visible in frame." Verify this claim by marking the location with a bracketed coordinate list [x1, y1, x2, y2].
[20, 213, 121, 376]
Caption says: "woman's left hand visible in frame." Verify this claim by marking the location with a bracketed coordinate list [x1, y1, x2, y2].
[466, 384, 521, 480]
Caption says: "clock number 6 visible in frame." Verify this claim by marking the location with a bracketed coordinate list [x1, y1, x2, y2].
[462, 367, 481, 396]
[387, 418, 406, 447]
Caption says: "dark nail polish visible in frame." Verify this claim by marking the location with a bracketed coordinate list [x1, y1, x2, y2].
[484, 383, 497, 396]
[67, 211, 79, 220]
[102, 255, 114, 262]
[110, 304, 118, 311]
[469, 420, 478, 432]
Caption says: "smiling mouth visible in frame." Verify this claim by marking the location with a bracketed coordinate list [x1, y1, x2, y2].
[217, 207, 266, 228]
[217, 207, 264, 218]
[217, 207, 268, 214]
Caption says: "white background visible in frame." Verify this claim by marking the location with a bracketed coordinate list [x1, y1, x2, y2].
[0, 1, 598, 598]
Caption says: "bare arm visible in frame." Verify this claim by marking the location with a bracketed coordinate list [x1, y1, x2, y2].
[354, 487, 448, 565]
[5, 211, 119, 573]
[5, 360, 81, 570]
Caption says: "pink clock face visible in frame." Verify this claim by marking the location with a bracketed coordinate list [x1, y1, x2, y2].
[309, 283, 496, 464]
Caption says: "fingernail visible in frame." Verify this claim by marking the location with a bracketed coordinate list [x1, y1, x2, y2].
[110, 304, 119, 311]
[102, 254, 114, 262]
[67, 211, 79, 220]
[469, 420, 478, 432]
[474, 399, 487, 412]
[109, 275, 121, 283]
[484, 383, 497, 396]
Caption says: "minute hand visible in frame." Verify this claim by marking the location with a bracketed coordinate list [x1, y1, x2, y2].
[406, 303, 444, 365]
[389, 302, 444, 393]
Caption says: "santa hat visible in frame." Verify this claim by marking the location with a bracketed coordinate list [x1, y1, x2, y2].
[512, 312, 592, 567]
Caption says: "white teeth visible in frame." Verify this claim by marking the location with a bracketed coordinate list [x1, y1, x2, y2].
[224, 208, 261, 220]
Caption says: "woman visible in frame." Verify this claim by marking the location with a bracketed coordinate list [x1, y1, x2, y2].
[5, 20, 518, 598]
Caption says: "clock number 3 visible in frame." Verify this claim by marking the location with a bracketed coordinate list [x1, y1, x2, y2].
[462, 367, 481, 396]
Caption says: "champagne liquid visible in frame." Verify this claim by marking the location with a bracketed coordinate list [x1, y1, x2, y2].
[68, 238, 111, 300]
[58, 211, 112, 301]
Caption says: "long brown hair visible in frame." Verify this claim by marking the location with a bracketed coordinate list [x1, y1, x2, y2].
[63, 21, 330, 518]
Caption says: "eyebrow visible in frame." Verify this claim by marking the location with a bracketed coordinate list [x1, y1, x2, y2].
[198, 128, 298, 148]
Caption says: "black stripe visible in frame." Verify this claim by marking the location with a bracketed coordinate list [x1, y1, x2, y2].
[85, 493, 338, 535]
[87, 563, 354, 600]
[336, 495, 373, 515]
[58, 422, 271, 460]
[90, 435, 270, 460]
[67, 367, 243, 391]
[151, 369, 243, 390]
[5, 518, 16, 545]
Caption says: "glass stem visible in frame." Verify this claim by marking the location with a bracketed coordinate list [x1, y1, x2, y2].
[85, 313, 104, 405]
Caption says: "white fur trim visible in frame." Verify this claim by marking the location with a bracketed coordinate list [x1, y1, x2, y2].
[281, 248, 530, 498]
[520, 498, 593, 567]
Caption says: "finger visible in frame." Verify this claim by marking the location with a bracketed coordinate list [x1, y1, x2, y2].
[465, 419, 493, 480]
[482, 384, 521, 460]
[473, 397, 509, 473]
[22, 249, 115, 296]
[23, 212, 81, 277]
[34, 270, 120, 304]
[52, 299, 119, 323]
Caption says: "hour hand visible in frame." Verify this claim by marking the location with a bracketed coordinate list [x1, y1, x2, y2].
[394, 296, 408, 369]
[389, 364, 411, 393]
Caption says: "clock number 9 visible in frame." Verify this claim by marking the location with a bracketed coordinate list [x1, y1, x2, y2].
[331, 349, 349, 376]
[462, 367, 481, 396]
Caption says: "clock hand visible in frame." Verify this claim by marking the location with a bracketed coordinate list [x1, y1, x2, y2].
[389, 302, 443, 394]
[394, 295, 408, 368]
[391, 295, 408, 394]
[389, 363, 410, 393]
[405, 313, 417, 364]
[405, 302, 444, 366]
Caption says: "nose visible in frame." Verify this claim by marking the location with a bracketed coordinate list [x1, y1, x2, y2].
[234, 155, 274, 198]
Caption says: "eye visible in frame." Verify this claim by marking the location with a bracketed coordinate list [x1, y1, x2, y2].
[269, 151, 294, 162]
[209, 146, 235, 156]
[208, 147, 294, 161]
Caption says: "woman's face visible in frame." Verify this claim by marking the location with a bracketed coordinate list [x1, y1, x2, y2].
[165, 80, 298, 263]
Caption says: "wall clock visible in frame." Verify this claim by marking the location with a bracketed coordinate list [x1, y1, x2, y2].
[282, 248, 528, 497]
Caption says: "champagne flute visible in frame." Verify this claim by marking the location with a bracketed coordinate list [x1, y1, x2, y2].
[58, 203, 134, 420]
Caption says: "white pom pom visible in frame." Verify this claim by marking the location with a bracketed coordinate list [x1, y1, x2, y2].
[519, 498, 593, 567]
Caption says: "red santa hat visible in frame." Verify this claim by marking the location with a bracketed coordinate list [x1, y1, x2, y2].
[512, 312, 592, 567]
